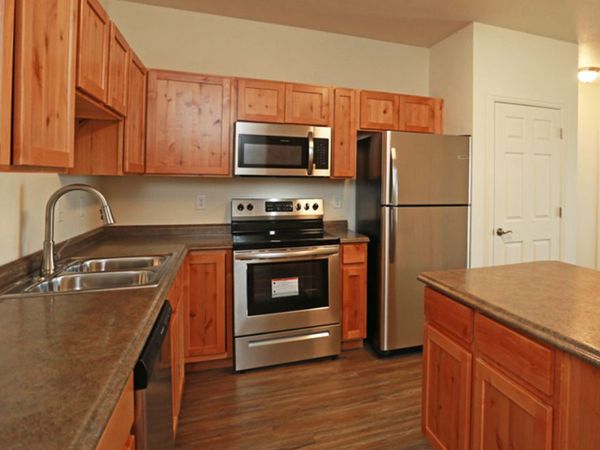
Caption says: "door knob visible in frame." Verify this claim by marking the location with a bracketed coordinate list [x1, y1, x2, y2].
[496, 228, 513, 237]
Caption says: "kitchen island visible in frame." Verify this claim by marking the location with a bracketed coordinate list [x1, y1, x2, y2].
[418, 261, 600, 450]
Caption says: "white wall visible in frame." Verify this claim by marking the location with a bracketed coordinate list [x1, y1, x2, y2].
[0, 174, 102, 266]
[470, 23, 579, 266]
[96, 0, 431, 229]
[578, 83, 600, 268]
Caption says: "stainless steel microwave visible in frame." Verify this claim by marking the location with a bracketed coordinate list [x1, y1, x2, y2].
[234, 122, 331, 177]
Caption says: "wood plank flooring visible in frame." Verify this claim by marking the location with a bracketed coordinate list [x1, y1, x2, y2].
[176, 348, 432, 449]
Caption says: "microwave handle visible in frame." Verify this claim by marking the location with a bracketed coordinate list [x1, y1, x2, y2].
[307, 131, 314, 175]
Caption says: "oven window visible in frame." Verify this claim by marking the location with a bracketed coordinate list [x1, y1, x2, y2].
[238, 134, 308, 169]
[246, 260, 329, 316]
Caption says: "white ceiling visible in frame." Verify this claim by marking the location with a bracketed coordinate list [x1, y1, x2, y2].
[125, 0, 600, 48]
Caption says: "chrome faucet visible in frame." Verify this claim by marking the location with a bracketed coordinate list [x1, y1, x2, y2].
[41, 184, 115, 278]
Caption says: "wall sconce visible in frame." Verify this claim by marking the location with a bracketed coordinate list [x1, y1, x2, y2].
[578, 67, 600, 83]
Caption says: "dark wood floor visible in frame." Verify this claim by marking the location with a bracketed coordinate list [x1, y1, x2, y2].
[175, 348, 433, 449]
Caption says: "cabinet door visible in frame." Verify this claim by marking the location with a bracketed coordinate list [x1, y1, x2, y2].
[76, 0, 109, 102]
[13, 0, 77, 167]
[422, 324, 471, 450]
[236, 78, 285, 123]
[359, 90, 399, 130]
[170, 303, 181, 432]
[341, 263, 367, 341]
[187, 251, 227, 359]
[472, 359, 553, 450]
[285, 83, 332, 126]
[146, 70, 232, 175]
[106, 23, 129, 115]
[332, 88, 357, 178]
[0, 0, 13, 166]
[398, 95, 437, 133]
[123, 51, 146, 173]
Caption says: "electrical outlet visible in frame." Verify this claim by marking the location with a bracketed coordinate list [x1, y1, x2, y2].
[332, 195, 342, 209]
[195, 194, 206, 210]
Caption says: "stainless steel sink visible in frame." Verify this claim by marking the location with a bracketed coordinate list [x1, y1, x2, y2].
[26, 270, 157, 293]
[62, 255, 168, 273]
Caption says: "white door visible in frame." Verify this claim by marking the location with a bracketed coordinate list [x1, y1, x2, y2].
[493, 102, 561, 265]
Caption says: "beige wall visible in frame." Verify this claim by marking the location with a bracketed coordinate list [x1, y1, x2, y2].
[0, 174, 102, 266]
[97, 0, 431, 228]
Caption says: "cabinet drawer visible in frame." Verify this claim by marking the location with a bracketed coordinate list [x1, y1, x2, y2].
[424, 288, 473, 346]
[475, 313, 554, 396]
[342, 243, 367, 265]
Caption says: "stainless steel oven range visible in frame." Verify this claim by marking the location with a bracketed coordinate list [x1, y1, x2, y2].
[232, 198, 341, 371]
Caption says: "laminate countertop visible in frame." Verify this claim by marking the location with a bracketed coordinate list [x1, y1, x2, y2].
[0, 224, 367, 450]
[418, 261, 600, 368]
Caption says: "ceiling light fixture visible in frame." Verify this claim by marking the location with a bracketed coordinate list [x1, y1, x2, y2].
[578, 67, 600, 83]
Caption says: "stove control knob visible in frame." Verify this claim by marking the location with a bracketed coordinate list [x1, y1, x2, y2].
[247, 203, 254, 211]
[312, 203, 319, 210]
[304, 203, 310, 211]
[296, 203, 302, 211]
[237, 203, 244, 211]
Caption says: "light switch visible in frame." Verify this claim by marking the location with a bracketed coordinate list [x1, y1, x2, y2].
[196, 194, 206, 210]
[332, 195, 342, 209]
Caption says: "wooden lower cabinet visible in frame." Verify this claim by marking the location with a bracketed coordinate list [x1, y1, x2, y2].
[95, 374, 134, 450]
[169, 257, 187, 436]
[472, 359, 553, 450]
[340, 243, 367, 347]
[186, 250, 232, 362]
[422, 324, 471, 450]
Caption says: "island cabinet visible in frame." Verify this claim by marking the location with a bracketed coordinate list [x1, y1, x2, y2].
[422, 286, 600, 450]
[168, 256, 188, 436]
[146, 70, 232, 176]
[0, 0, 14, 167]
[95, 374, 135, 450]
[185, 249, 232, 363]
[340, 243, 367, 349]
[12, 0, 78, 168]
[236, 78, 333, 126]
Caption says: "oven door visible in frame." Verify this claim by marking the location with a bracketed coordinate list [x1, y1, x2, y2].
[234, 245, 340, 336]
[234, 122, 331, 177]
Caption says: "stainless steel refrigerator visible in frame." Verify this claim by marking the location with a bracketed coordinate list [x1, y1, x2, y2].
[355, 131, 471, 353]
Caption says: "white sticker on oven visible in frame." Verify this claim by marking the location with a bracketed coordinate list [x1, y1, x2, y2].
[271, 277, 299, 298]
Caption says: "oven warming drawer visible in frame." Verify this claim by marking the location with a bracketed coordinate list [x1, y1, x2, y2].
[235, 324, 340, 371]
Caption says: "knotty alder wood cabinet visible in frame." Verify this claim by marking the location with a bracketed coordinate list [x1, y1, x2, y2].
[146, 70, 232, 175]
[0, 0, 13, 167]
[332, 88, 358, 179]
[422, 287, 600, 450]
[237, 78, 333, 126]
[123, 51, 147, 174]
[185, 250, 232, 362]
[95, 374, 135, 450]
[12, 0, 78, 168]
[106, 23, 129, 115]
[340, 243, 367, 348]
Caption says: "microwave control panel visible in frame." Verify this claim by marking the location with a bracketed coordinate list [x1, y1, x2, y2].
[314, 138, 329, 169]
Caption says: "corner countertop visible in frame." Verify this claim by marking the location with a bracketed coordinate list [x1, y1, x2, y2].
[418, 261, 600, 368]
[0, 223, 367, 450]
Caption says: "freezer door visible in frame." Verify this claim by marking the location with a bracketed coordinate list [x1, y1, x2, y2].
[388, 132, 470, 205]
[379, 206, 469, 350]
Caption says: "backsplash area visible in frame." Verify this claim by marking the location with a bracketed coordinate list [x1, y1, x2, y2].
[97, 176, 355, 227]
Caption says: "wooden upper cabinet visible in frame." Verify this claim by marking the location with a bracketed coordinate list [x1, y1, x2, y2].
[146, 70, 232, 175]
[123, 51, 146, 174]
[423, 323, 472, 450]
[285, 83, 332, 126]
[187, 250, 228, 359]
[332, 88, 357, 178]
[76, 0, 109, 103]
[13, 0, 77, 168]
[237, 78, 285, 123]
[472, 359, 553, 450]
[106, 23, 129, 115]
[0, 0, 14, 167]
[398, 95, 437, 133]
[359, 90, 399, 130]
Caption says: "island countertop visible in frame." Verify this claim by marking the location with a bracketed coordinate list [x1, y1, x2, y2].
[418, 261, 600, 368]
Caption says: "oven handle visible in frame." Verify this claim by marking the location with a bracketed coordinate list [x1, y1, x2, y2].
[307, 130, 314, 175]
[235, 247, 338, 261]
[248, 331, 330, 348]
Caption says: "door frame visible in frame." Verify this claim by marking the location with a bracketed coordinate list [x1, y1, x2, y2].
[485, 94, 567, 266]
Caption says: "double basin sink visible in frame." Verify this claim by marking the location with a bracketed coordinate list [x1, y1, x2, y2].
[1, 255, 171, 297]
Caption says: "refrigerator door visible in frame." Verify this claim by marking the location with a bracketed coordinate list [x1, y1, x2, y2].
[386, 132, 471, 205]
[378, 205, 469, 351]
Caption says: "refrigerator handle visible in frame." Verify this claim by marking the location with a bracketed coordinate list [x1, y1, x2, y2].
[389, 207, 396, 264]
[381, 132, 391, 205]
[380, 206, 390, 345]
[390, 146, 398, 206]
